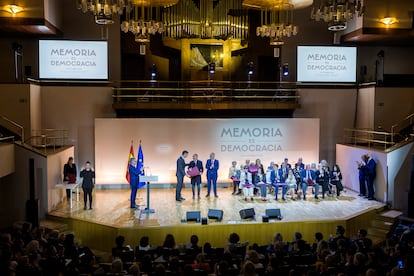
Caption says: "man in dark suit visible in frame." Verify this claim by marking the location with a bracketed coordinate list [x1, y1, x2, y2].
[188, 153, 203, 199]
[176, 150, 189, 201]
[300, 164, 318, 200]
[365, 153, 376, 200]
[276, 162, 288, 200]
[205, 152, 219, 198]
[128, 157, 141, 209]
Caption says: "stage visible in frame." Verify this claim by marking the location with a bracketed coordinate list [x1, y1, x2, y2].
[48, 186, 386, 252]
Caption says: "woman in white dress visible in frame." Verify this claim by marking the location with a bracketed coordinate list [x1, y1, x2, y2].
[285, 169, 298, 199]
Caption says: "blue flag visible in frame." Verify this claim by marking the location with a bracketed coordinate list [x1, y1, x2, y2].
[137, 143, 145, 188]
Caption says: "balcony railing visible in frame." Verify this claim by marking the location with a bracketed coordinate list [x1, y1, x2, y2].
[112, 80, 300, 110]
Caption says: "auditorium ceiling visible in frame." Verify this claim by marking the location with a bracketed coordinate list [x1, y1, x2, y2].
[0, 0, 412, 45]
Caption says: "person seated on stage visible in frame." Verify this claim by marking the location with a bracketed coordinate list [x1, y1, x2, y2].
[285, 169, 298, 199]
[295, 157, 305, 170]
[270, 163, 281, 199]
[315, 163, 329, 199]
[254, 167, 268, 201]
[293, 164, 302, 192]
[279, 162, 289, 201]
[239, 165, 254, 201]
[330, 164, 344, 197]
[283, 157, 292, 169]
[112, 235, 134, 262]
[228, 161, 241, 195]
[267, 161, 275, 172]
[300, 164, 318, 200]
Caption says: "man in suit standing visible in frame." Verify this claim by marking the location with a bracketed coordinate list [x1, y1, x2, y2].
[128, 157, 141, 209]
[176, 150, 189, 202]
[300, 164, 318, 200]
[365, 153, 376, 200]
[188, 153, 203, 199]
[206, 152, 219, 198]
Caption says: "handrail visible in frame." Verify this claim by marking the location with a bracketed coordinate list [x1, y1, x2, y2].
[391, 112, 414, 143]
[344, 128, 393, 136]
[343, 128, 395, 150]
[0, 115, 24, 143]
[26, 129, 69, 152]
[0, 136, 15, 143]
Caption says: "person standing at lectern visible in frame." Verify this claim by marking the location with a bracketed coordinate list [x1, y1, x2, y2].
[128, 157, 141, 209]
[206, 152, 219, 198]
[63, 157, 77, 201]
[188, 153, 203, 199]
[176, 150, 189, 202]
[80, 161, 95, 210]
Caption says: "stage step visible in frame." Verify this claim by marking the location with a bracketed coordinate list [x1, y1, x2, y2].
[366, 209, 403, 247]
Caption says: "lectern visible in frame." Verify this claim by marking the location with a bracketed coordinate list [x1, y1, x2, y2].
[140, 175, 158, 214]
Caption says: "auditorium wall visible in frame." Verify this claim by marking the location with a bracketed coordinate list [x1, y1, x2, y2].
[0, 84, 31, 140]
[374, 87, 414, 131]
[39, 86, 115, 166]
[294, 88, 357, 165]
[355, 86, 375, 130]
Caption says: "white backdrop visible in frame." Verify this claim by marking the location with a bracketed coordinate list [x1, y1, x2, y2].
[95, 118, 320, 184]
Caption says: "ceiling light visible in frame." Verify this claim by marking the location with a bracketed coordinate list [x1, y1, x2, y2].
[4, 4, 24, 15]
[380, 17, 398, 26]
[310, 0, 365, 32]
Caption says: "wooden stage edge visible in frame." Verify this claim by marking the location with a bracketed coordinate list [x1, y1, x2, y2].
[47, 188, 387, 252]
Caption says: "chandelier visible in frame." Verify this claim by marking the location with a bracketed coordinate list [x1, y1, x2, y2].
[163, 0, 248, 40]
[76, 0, 125, 25]
[120, 2, 168, 43]
[310, 0, 365, 31]
[256, 3, 298, 46]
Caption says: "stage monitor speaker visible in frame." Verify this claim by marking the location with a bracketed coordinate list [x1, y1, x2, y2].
[186, 211, 201, 222]
[266, 209, 282, 219]
[208, 209, 223, 221]
[239, 208, 255, 219]
[201, 217, 208, 225]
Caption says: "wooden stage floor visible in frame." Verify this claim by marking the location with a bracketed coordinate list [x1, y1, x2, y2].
[49, 186, 385, 227]
[48, 186, 387, 251]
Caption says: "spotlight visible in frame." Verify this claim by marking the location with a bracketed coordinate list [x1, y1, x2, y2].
[282, 63, 289, 77]
[209, 62, 215, 74]
[377, 50, 384, 58]
[247, 62, 254, 76]
[150, 64, 157, 80]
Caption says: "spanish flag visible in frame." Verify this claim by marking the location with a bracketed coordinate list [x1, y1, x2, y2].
[125, 142, 134, 183]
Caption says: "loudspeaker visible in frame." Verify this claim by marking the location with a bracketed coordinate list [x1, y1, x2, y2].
[239, 208, 255, 219]
[208, 209, 223, 221]
[186, 211, 201, 222]
[201, 217, 208, 225]
[266, 209, 282, 219]
[262, 216, 269, 223]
